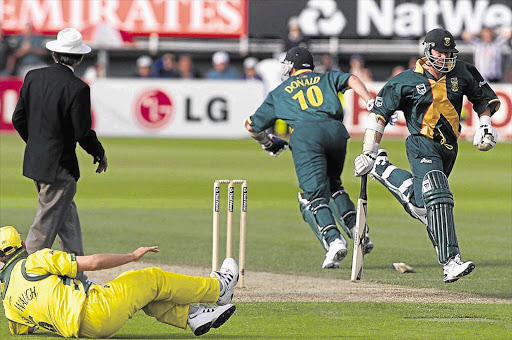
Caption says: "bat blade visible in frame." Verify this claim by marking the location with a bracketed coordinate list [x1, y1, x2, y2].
[351, 175, 368, 282]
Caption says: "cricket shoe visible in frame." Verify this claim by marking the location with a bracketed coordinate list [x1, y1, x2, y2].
[211, 257, 239, 305]
[443, 255, 475, 283]
[363, 237, 374, 255]
[187, 303, 236, 336]
[322, 238, 347, 269]
[349, 226, 374, 255]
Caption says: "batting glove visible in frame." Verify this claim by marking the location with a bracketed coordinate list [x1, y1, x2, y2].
[262, 134, 289, 157]
[354, 153, 376, 177]
[389, 111, 399, 125]
[366, 99, 375, 112]
[473, 116, 498, 151]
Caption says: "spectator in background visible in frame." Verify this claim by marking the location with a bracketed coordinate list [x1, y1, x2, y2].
[349, 54, 373, 83]
[408, 56, 417, 69]
[12, 21, 48, 77]
[283, 16, 308, 52]
[315, 53, 340, 73]
[135, 55, 153, 78]
[242, 57, 262, 80]
[0, 24, 15, 76]
[83, 60, 106, 82]
[178, 54, 201, 79]
[151, 53, 180, 78]
[389, 65, 406, 79]
[206, 51, 239, 79]
[462, 26, 511, 82]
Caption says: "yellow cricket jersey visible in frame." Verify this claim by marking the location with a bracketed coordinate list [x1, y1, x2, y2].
[0, 249, 89, 337]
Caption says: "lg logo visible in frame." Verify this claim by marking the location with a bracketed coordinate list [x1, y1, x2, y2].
[298, 0, 346, 36]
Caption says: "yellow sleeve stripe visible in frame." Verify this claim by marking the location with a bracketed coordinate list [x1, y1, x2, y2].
[489, 98, 501, 112]
[376, 114, 387, 123]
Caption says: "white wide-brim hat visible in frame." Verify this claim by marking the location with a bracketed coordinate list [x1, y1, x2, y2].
[46, 28, 91, 54]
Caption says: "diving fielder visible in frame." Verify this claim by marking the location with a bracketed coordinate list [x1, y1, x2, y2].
[245, 47, 376, 269]
[354, 28, 501, 283]
[0, 226, 239, 337]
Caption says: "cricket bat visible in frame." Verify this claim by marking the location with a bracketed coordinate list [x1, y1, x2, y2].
[351, 174, 368, 282]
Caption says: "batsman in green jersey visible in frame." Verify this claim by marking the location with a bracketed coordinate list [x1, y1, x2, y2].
[354, 28, 501, 283]
[245, 47, 376, 269]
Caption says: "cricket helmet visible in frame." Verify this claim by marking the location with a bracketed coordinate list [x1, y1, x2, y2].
[282, 46, 314, 79]
[423, 28, 458, 73]
[0, 226, 22, 257]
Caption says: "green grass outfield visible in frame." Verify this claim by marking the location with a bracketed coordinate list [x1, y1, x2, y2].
[0, 135, 511, 339]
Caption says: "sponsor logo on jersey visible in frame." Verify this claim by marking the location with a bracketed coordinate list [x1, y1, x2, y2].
[450, 77, 459, 92]
[375, 96, 383, 107]
[416, 84, 426, 95]
[479, 80, 487, 87]
[420, 158, 432, 164]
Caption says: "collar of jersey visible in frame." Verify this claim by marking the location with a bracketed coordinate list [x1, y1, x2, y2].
[294, 69, 313, 76]
[415, 57, 446, 81]
[0, 249, 28, 277]
[414, 58, 427, 74]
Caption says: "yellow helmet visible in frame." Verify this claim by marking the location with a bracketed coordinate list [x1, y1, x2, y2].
[0, 226, 22, 257]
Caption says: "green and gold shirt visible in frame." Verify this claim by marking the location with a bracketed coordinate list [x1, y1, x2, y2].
[373, 58, 500, 146]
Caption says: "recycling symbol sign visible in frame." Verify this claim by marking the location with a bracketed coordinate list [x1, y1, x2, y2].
[298, 0, 346, 36]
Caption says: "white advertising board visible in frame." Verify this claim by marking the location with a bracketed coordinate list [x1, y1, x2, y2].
[90, 79, 265, 138]
[1, 79, 510, 140]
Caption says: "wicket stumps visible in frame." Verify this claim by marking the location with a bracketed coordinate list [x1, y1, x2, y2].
[213, 180, 247, 287]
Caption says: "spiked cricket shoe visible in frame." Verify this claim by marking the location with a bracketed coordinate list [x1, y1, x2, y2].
[363, 237, 374, 255]
[350, 227, 374, 255]
[211, 257, 239, 305]
[322, 238, 347, 269]
[443, 255, 475, 283]
[187, 303, 236, 336]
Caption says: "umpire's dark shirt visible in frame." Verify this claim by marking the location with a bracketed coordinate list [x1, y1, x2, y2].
[12, 63, 104, 183]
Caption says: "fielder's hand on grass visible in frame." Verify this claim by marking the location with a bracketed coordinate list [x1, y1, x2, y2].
[354, 153, 375, 177]
[473, 116, 498, 151]
[262, 134, 288, 157]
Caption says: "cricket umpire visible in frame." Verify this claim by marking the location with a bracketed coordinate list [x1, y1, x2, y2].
[11, 28, 107, 277]
[245, 47, 376, 269]
[354, 28, 501, 283]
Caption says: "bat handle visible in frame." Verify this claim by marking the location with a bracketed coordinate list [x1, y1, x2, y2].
[360, 174, 368, 200]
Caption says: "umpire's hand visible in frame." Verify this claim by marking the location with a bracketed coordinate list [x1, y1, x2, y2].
[96, 154, 108, 173]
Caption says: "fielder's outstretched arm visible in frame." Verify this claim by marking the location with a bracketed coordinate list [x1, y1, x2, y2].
[76, 246, 159, 271]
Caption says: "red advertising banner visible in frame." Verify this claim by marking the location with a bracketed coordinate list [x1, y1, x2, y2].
[1, 0, 248, 38]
